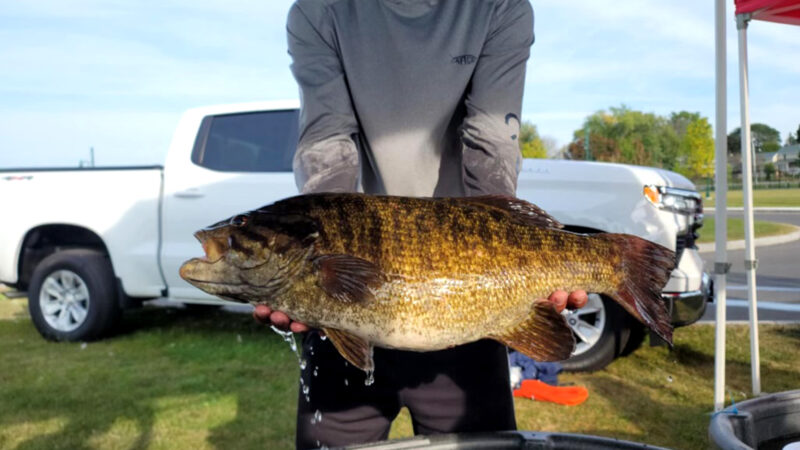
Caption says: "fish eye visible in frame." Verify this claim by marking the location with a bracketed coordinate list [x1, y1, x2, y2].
[230, 215, 248, 227]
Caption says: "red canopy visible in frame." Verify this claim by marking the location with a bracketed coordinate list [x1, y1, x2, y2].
[735, 0, 800, 25]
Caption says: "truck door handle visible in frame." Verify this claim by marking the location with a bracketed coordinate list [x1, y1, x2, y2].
[175, 188, 205, 199]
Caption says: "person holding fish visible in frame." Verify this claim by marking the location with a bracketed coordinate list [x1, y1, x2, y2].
[255, 0, 588, 448]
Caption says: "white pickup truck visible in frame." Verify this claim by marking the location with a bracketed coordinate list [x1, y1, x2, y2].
[0, 101, 710, 371]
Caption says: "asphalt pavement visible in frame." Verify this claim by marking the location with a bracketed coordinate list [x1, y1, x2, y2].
[700, 210, 800, 322]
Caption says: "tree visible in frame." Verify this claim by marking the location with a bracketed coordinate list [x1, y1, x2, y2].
[764, 162, 777, 180]
[519, 121, 547, 159]
[727, 123, 781, 154]
[567, 132, 620, 161]
[566, 105, 681, 168]
[669, 111, 702, 138]
[677, 117, 715, 179]
[786, 123, 800, 145]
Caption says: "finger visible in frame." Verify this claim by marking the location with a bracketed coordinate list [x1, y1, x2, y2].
[289, 321, 311, 333]
[270, 311, 291, 331]
[548, 290, 568, 313]
[253, 304, 272, 323]
[567, 290, 588, 309]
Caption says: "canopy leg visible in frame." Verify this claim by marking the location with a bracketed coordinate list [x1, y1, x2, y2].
[713, 0, 729, 413]
[736, 13, 761, 397]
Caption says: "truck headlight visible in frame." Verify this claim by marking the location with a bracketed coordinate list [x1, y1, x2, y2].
[644, 185, 701, 214]
[644, 185, 703, 228]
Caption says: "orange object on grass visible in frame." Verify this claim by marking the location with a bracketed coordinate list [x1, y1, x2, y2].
[512, 379, 589, 406]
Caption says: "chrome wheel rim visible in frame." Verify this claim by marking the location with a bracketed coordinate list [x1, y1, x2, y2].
[39, 270, 90, 332]
[563, 293, 605, 356]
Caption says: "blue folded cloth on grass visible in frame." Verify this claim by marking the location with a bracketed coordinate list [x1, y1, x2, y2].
[508, 351, 562, 386]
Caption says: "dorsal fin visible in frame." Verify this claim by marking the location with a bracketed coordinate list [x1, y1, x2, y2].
[461, 195, 563, 229]
[314, 254, 384, 303]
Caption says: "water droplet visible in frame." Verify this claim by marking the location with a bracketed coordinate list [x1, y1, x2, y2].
[271, 325, 308, 371]
[310, 409, 322, 424]
[305, 395, 310, 402]
[344, 379, 349, 386]
[364, 370, 375, 386]
[316, 440, 320, 447]
[302, 385, 309, 395]
[313, 366, 318, 377]
[236, 334, 242, 343]
[80, 342, 87, 350]
[320, 334, 327, 341]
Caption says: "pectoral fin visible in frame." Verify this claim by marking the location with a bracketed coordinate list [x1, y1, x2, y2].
[314, 254, 384, 303]
[491, 300, 575, 362]
[323, 328, 374, 371]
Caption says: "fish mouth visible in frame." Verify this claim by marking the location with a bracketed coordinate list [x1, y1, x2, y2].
[178, 229, 231, 282]
[179, 257, 240, 287]
[194, 230, 228, 263]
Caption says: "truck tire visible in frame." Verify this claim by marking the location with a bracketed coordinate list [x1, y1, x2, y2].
[560, 294, 631, 372]
[28, 249, 121, 341]
[619, 321, 646, 357]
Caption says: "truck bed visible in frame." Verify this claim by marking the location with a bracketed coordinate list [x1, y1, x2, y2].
[0, 166, 165, 297]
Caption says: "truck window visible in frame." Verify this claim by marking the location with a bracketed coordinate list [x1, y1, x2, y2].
[191, 110, 299, 172]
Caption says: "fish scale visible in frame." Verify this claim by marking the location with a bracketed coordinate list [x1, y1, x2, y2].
[180, 193, 676, 372]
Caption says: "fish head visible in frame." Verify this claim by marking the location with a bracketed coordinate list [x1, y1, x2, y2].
[179, 210, 318, 302]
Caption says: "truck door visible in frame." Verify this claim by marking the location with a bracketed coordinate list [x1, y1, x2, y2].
[161, 109, 300, 302]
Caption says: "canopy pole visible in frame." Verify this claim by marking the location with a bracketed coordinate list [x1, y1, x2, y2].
[713, 0, 729, 412]
[736, 12, 761, 396]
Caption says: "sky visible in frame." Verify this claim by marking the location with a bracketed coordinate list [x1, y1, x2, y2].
[1, 0, 799, 168]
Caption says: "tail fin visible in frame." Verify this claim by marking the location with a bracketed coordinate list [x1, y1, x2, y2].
[601, 233, 676, 345]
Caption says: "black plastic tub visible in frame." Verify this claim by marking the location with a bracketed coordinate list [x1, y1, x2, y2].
[709, 389, 800, 449]
[342, 431, 666, 449]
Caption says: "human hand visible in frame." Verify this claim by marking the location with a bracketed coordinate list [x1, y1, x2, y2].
[546, 290, 588, 313]
[253, 304, 311, 333]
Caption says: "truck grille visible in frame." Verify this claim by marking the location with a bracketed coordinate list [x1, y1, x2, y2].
[675, 233, 689, 265]
[675, 215, 701, 265]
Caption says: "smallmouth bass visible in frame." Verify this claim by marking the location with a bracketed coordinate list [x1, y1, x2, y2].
[180, 194, 675, 371]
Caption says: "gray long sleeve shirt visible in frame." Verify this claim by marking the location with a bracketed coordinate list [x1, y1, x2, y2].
[288, 0, 533, 197]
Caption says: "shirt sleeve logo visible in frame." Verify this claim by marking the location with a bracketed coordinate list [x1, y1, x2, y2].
[451, 54, 477, 65]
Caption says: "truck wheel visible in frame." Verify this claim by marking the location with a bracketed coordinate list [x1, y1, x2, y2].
[28, 249, 121, 341]
[560, 294, 630, 372]
[619, 321, 646, 357]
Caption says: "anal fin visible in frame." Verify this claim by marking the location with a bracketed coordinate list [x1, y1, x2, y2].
[323, 328, 374, 372]
[491, 300, 575, 362]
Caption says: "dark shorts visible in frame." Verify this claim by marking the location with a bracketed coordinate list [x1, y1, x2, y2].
[295, 332, 516, 449]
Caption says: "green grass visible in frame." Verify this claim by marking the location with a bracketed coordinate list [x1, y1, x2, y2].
[696, 217, 797, 243]
[0, 298, 298, 450]
[2, 297, 799, 449]
[703, 188, 800, 208]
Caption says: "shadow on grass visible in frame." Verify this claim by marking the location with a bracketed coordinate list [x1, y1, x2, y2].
[0, 305, 299, 450]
